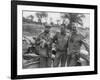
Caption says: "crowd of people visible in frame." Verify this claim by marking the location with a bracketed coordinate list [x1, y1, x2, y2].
[23, 23, 90, 68]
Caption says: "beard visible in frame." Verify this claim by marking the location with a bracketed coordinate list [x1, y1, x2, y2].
[44, 30, 49, 33]
[61, 30, 66, 35]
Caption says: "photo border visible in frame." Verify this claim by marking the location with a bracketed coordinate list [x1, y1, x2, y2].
[11, 0, 98, 79]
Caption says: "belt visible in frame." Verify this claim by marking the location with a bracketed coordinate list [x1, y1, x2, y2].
[57, 49, 66, 52]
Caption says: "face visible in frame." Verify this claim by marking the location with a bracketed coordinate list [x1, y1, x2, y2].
[61, 26, 66, 34]
[71, 23, 77, 33]
[45, 27, 50, 33]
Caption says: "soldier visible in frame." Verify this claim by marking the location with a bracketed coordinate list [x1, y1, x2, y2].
[53, 26, 68, 67]
[67, 23, 89, 66]
[36, 25, 52, 68]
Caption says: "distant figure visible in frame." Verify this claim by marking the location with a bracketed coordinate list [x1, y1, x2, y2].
[67, 23, 89, 66]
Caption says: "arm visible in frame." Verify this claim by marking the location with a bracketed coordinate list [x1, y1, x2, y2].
[67, 35, 71, 55]
[78, 34, 89, 53]
[80, 40, 90, 65]
[36, 33, 44, 44]
[52, 33, 58, 43]
[81, 40, 90, 55]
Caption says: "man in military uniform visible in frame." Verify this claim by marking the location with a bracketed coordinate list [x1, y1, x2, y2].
[36, 25, 52, 68]
[53, 26, 68, 67]
[67, 23, 89, 66]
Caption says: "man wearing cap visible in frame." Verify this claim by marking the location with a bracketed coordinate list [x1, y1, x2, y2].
[67, 23, 89, 66]
[36, 25, 52, 68]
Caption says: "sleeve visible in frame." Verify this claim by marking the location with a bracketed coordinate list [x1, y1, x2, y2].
[81, 39, 90, 54]
[52, 33, 58, 43]
[66, 36, 70, 48]
[36, 33, 43, 45]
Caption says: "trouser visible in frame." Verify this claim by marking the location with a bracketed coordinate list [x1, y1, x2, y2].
[39, 47, 52, 68]
[39, 56, 52, 68]
[67, 52, 90, 66]
[53, 51, 67, 67]
[67, 52, 80, 66]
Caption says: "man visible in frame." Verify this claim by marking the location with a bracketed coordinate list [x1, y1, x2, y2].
[67, 23, 89, 66]
[36, 25, 52, 68]
[53, 26, 68, 67]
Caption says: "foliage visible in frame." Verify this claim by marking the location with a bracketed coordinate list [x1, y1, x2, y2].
[27, 15, 34, 22]
[61, 13, 85, 30]
[35, 12, 48, 23]
[23, 16, 34, 23]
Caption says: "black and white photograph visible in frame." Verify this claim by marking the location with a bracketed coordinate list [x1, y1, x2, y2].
[11, 1, 97, 79]
[22, 11, 90, 69]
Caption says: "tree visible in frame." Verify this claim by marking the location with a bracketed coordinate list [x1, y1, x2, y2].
[50, 18, 54, 26]
[61, 13, 85, 30]
[56, 20, 60, 25]
[35, 12, 48, 24]
[27, 15, 34, 23]
[61, 13, 70, 25]
[23, 17, 26, 23]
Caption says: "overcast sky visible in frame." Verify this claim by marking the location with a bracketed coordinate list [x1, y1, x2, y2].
[23, 11, 90, 28]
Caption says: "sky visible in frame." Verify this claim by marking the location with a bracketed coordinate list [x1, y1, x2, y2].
[23, 11, 90, 28]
